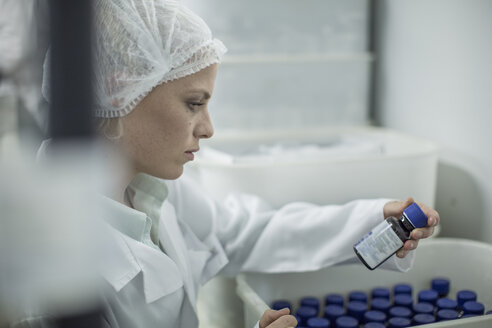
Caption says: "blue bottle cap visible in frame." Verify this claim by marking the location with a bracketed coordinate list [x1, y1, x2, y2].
[301, 297, 320, 314]
[418, 290, 438, 305]
[388, 317, 411, 328]
[412, 313, 435, 325]
[431, 278, 450, 296]
[307, 317, 330, 328]
[463, 301, 485, 315]
[389, 306, 412, 318]
[486, 310, 492, 315]
[325, 294, 344, 307]
[394, 294, 413, 308]
[412, 302, 434, 314]
[372, 287, 390, 300]
[297, 306, 318, 325]
[461, 314, 479, 319]
[393, 283, 412, 296]
[403, 203, 427, 228]
[324, 305, 345, 320]
[347, 301, 367, 321]
[364, 310, 386, 323]
[436, 298, 458, 311]
[349, 291, 367, 303]
[335, 316, 358, 328]
[271, 300, 292, 312]
[457, 290, 477, 307]
[371, 298, 391, 313]
[436, 309, 459, 321]
[363, 323, 385, 328]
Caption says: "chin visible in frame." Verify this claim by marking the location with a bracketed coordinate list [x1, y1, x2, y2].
[160, 166, 184, 180]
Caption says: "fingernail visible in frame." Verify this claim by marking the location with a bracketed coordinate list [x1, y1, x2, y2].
[414, 231, 423, 239]
[429, 217, 435, 226]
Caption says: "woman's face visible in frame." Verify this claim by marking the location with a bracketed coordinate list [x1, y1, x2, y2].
[119, 64, 218, 179]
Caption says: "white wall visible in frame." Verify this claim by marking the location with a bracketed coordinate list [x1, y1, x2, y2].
[375, 0, 492, 243]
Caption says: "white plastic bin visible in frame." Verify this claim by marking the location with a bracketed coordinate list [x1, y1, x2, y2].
[236, 238, 492, 328]
[189, 126, 439, 208]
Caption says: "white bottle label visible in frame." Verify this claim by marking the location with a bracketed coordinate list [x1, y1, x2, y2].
[354, 220, 404, 269]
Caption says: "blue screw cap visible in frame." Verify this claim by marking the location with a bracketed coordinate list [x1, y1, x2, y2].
[363, 323, 385, 328]
[389, 306, 412, 319]
[463, 301, 485, 315]
[413, 302, 434, 314]
[325, 294, 344, 307]
[393, 284, 412, 296]
[437, 309, 459, 321]
[431, 278, 450, 296]
[347, 301, 367, 321]
[388, 317, 411, 328]
[301, 297, 320, 314]
[394, 294, 413, 308]
[418, 290, 438, 305]
[335, 316, 358, 328]
[436, 298, 458, 311]
[372, 288, 390, 300]
[413, 313, 435, 325]
[349, 291, 367, 303]
[457, 290, 477, 307]
[403, 203, 427, 228]
[371, 298, 391, 314]
[364, 310, 386, 323]
[271, 300, 292, 312]
[307, 317, 330, 328]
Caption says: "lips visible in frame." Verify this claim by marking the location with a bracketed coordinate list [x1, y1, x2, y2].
[184, 148, 199, 161]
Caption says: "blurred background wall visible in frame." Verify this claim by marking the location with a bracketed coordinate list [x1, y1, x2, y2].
[374, 0, 492, 243]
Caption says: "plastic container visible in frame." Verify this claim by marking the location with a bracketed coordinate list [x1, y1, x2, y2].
[236, 238, 492, 328]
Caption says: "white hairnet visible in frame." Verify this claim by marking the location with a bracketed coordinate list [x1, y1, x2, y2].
[43, 0, 226, 118]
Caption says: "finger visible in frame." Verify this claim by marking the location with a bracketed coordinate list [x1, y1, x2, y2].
[411, 226, 434, 240]
[260, 309, 290, 328]
[396, 248, 409, 258]
[266, 315, 298, 328]
[416, 202, 440, 226]
[403, 239, 419, 251]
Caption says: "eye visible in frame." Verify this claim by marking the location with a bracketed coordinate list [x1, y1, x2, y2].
[187, 102, 205, 112]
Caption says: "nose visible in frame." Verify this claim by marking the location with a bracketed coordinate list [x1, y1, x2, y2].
[194, 108, 214, 139]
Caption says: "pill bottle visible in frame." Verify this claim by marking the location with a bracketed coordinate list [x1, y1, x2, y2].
[418, 290, 438, 306]
[412, 313, 435, 325]
[271, 300, 292, 312]
[325, 294, 344, 307]
[371, 298, 391, 314]
[301, 297, 320, 315]
[372, 287, 390, 300]
[297, 306, 318, 326]
[347, 301, 367, 323]
[348, 291, 367, 303]
[335, 316, 358, 328]
[457, 290, 477, 309]
[354, 203, 427, 270]
[393, 283, 412, 296]
[363, 310, 386, 324]
[431, 278, 450, 297]
[412, 302, 434, 315]
[394, 294, 413, 308]
[436, 298, 458, 311]
[307, 317, 330, 328]
[363, 323, 385, 328]
[463, 301, 485, 315]
[389, 306, 412, 319]
[324, 305, 345, 327]
[436, 309, 459, 321]
[388, 317, 411, 328]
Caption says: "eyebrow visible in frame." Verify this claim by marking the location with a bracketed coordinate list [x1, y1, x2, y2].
[187, 89, 211, 100]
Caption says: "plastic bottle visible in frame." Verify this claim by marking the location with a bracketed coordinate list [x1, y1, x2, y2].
[394, 294, 413, 309]
[297, 306, 318, 326]
[363, 310, 386, 324]
[371, 298, 391, 314]
[412, 313, 435, 325]
[372, 287, 390, 300]
[412, 302, 434, 315]
[347, 301, 367, 322]
[271, 300, 292, 312]
[436, 309, 459, 321]
[457, 290, 477, 309]
[307, 317, 330, 328]
[393, 284, 412, 296]
[431, 278, 450, 297]
[335, 316, 358, 328]
[348, 291, 367, 303]
[324, 305, 345, 327]
[418, 290, 438, 305]
[389, 306, 412, 319]
[325, 294, 344, 307]
[436, 298, 458, 311]
[463, 301, 485, 315]
[301, 297, 320, 315]
[353, 203, 428, 270]
[388, 317, 411, 328]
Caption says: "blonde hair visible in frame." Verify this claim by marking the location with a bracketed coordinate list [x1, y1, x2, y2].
[96, 117, 123, 140]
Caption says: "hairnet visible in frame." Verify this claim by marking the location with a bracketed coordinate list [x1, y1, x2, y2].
[42, 0, 227, 118]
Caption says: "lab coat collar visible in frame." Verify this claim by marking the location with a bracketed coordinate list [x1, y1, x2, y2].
[100, 196, 183, 304]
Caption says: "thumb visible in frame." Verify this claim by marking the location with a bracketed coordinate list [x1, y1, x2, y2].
[259, 308, 290, 328]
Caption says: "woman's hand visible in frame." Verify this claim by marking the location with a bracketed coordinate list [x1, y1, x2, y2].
[383, 197, 440, 258]
[259, 308, 298, 328]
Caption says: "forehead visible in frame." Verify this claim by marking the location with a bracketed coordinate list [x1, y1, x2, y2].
[169, 64, 218, 92]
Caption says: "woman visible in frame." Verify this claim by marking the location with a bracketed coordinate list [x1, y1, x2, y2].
[38, 0, 440, 327]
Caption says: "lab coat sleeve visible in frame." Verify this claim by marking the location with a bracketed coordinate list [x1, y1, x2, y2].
[167, 174, 414, 278]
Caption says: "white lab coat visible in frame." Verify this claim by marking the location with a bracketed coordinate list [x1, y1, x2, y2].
[98, 173, 413, 328]
[12, 162, 413, 327]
